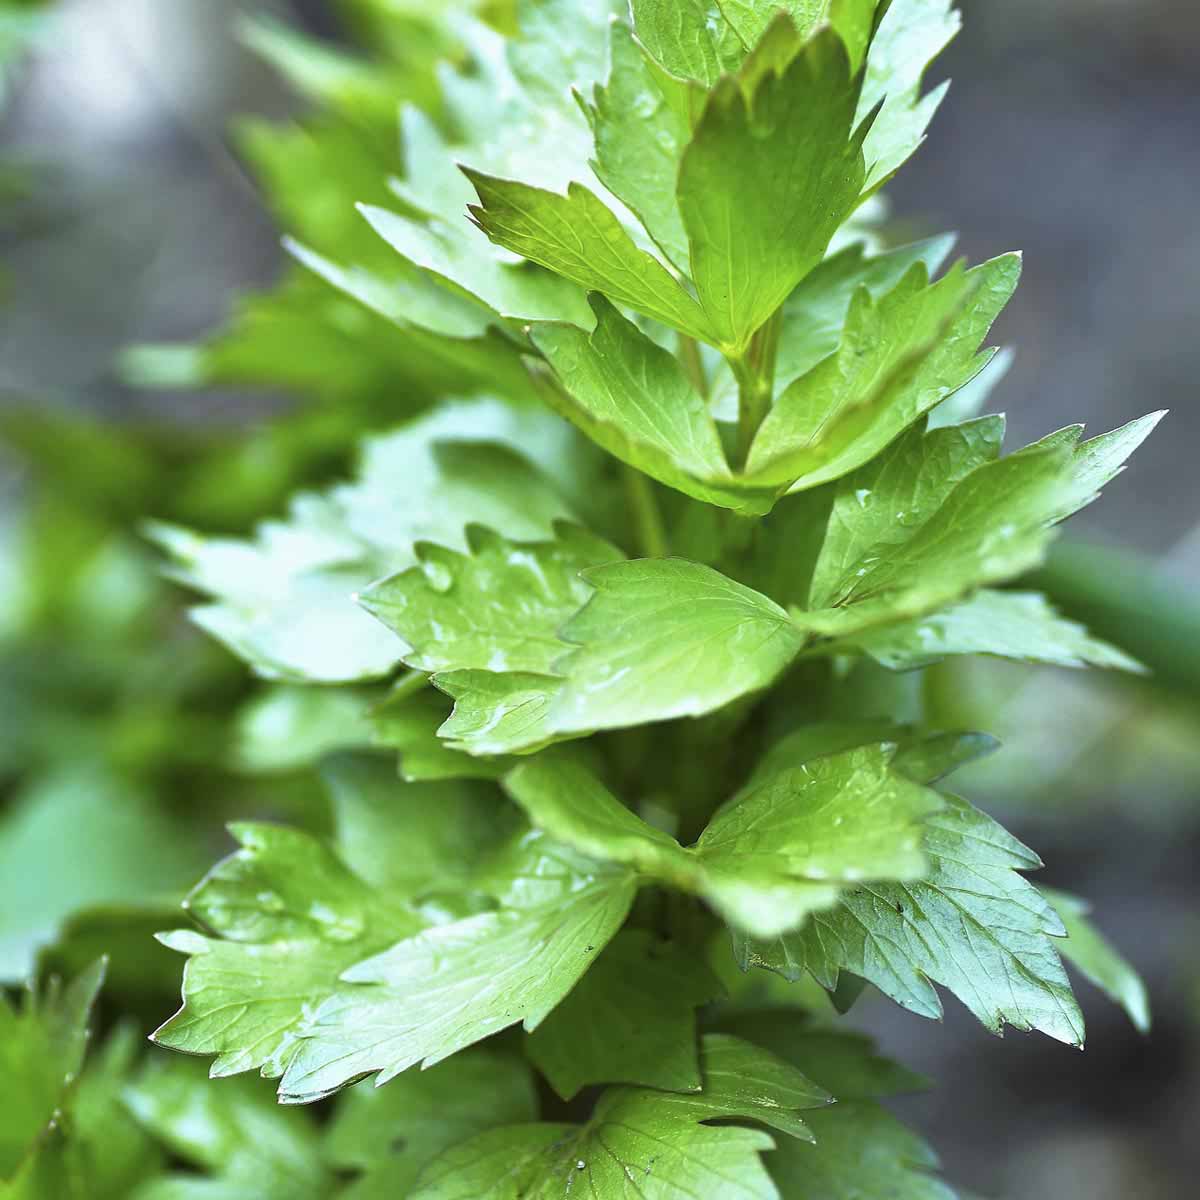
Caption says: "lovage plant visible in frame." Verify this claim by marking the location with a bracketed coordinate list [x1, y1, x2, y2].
[127, 1, 1156, 1195]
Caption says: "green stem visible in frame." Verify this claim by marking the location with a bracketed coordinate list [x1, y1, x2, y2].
[624, 467, 669, 559]
[732, 309, 783, 468]
[678, 335, 708, 399]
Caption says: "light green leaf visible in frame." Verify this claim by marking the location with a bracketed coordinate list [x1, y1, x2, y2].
[526, 929, 721, 1098]
[153, 399, 577, 683]
[152, 758, 505, 1085]
[234, 685, 374, 773]
[829, 0, 881, 71]
[694, 744, 942, 934]
[531, 298, 753, 511]
[361, 523, 622, 675]
[551, 558, 806, 736]
[0, 769, 203, 983]
[505, 745, 942, 938]
[586, 22, 692, 271]
[715, 2, 832, 49]
[411, 1035, 831, 1200]
[737, 793, 1086, 1045]
[1, 960, 106, 1183]
[434, 671, 565, 758]
[275, 832, 636, 1103]
[324, 1048, 538, 1197]
[747, 254, 1020, 490]
[857, 0, 961, 191]
[466, 170, 714, 340]
[122, 1057, 330, 1200]
[845, 588, 1145, 672]
[677, 27, 867, 353]
[795, 413, 1164, 642]
[358, 203, 592, 329]
[807, 414, 1006, 610]
[1043, 888, 1151, 1034]
[631, 0, 747, 85]
[370, 685, 511, 782]
[749, 723, 998, 790]
[425, 557, 803, 757]
[773, 235, 958, 399]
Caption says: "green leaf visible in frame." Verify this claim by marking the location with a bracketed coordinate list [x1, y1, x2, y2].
[358, 202, 593, 329]
[769, 1102, 957, 1200]
[324, 1048, 538, 1197]
[526, 930, 721, 1098]
[631, 0, 746, 85]
[435, 557, 805, 756]
[465, 170, 714, 340]
[234, 685, 375, 773]
[737, 792, 1086, 1045]
[370, 685, 512, 782]
[0, 769, 203, 983]
[746, 254, 1020, 490]
[505, 745, 942, 937]
[1043, 888, 1151, 1033]
[122, 1057, 331, 1200]
[531, 297, 753, 512]
[361, 523, 622, 675]
[694, 744, 943, 934]
[749, 723, 998, 789]
[794, 413, 1164, 643]
[718, 1010, 931, 1098]
[844, 588, 1145, 672]
[715, 2, 833, 50]
[152, 758, 507, 1085]
[551, 559, 805, 738]
[807, 413, 1006, 610]
[857, 0, 961, 191]
[1, 960, 105, 1182]
[677, 26, 867, 353]
[411, 1035, 831, 1199]
[773, 235, 958, 399]
[274, 831, 636, 1103]
[585, 21, 693, 271]
[153, 399, 577, 683]
[434, 670, 566, 758]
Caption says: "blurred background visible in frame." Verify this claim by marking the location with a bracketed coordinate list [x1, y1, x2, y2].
[1, 1, 1198, 1196]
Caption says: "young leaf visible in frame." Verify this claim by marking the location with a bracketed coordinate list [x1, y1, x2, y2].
[677, 26, 868, 353]
[737, 793, 1086, 1045]
[525, 930, 722, 1098]
[275, 832, 636, 1103]
[411, 1035, 831, 1199]
[1, 960, 106, 1183]
[746, 254, 1020, 490]
[465, 170, 714, 340]
[857, 0, 961, 191]
[631, 0, 747, 85]
[773, 235, 958, 396]
[585, 21, 693, 271]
